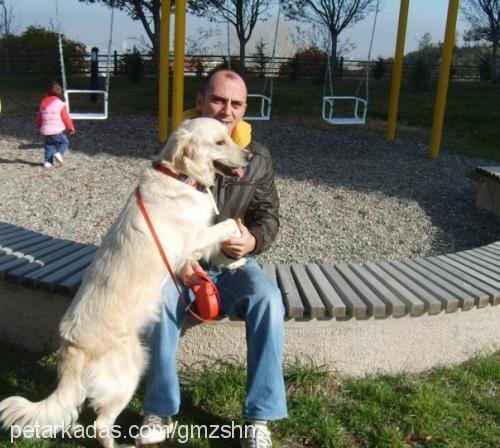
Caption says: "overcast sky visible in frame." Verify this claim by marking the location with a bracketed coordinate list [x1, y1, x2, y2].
[10, 0, 469, 59]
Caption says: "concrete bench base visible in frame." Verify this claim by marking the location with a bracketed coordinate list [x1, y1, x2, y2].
[2, 280, 499, 376]
[476, 166, 500, 218]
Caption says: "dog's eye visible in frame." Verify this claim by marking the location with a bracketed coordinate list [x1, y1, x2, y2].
[216, 140, 225, 146]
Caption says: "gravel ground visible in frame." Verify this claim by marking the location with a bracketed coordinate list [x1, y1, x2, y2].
[1, 113, 498, 265]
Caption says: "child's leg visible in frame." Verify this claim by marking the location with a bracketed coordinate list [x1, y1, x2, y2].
[44, 136, 56, 163]
[54, 133, 69, 156]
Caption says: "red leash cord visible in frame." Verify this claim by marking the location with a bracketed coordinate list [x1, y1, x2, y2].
[135, 186, 217, 323]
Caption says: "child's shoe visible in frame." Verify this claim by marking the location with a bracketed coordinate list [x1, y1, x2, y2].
[43, 161, 53, 169]
[54, 152, 64, 164]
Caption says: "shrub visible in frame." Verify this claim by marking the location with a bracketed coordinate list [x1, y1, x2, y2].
[120, 48, 144, 83]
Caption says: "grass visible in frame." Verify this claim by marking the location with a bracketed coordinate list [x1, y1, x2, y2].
[0, 343, 498, 447]
[0, 74, 499, 160]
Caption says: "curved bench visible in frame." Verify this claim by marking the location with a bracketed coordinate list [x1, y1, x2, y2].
[1, 221, 499, 375]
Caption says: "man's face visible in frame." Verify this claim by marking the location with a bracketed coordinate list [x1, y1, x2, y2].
[196, 72, 247, 134]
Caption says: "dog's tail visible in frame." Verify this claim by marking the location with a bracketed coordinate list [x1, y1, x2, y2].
[0, 343, 86, 437]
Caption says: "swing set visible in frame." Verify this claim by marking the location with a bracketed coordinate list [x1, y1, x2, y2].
[322, 0, 380, 126]
[54, 0, 115, 120]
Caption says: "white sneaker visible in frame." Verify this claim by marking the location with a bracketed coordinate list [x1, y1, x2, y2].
[135, 413, 174, 446]
[43, 161, 53, 169]
[54, 152, 64, 164]
[241, 422, 272, 448]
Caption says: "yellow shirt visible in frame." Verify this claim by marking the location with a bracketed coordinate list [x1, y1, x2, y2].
[182, 108, 252, 148]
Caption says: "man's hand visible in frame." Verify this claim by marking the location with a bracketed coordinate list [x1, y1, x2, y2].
[221, 218, 256, 259]
[179, 260, 204, 288]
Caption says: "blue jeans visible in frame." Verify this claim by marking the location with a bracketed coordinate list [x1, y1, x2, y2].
[44, 133, 68, 163]
[143, 258, 288, 421]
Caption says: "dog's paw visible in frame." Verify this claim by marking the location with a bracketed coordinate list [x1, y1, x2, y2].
[224, 218, 241, 238]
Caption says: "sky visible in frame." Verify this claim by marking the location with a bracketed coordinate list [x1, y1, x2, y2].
[8, 0, 471, 60]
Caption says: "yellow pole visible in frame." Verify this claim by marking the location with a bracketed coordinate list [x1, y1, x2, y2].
[172, 0, 186, 130]
[429, 0, 459, 158]
[158, 0, 171, 143]
[386, 0, 410, 141]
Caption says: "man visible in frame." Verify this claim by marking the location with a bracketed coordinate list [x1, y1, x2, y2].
[137, 69, 287, 448]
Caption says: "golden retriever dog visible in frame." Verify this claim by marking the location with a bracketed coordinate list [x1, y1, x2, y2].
[0, 118, 249, 448]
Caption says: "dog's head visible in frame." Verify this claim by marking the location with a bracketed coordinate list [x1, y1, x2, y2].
[158, 118, 250, 187]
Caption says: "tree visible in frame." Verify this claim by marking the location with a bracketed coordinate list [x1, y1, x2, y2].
[280, 0, 379, 76]
[461, 0, 500, 81]
[79, 1, 163, 76]
[0, 26, 87, 78]
[188, 0, 273, 75]
[0, 0, 16, 74]
[252, 37, 269, 77]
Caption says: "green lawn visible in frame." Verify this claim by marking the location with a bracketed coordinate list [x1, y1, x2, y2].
[0, 74, 499, 160]
[0, 342, 498, 447]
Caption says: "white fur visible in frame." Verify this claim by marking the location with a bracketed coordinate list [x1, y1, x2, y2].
[0, 118, 248, 448]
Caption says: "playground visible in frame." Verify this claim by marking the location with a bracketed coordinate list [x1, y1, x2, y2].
[0, 0, 499, 447]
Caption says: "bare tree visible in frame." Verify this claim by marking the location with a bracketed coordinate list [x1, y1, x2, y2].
[280, 0, 379, 75]
[188, 0, 274, 74]
[0, 0, 17, 74]
[79, 0, 164, 75]
[461, 0, 500, 81]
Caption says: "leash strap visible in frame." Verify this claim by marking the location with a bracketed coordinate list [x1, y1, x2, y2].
[135, 186, 211, 322]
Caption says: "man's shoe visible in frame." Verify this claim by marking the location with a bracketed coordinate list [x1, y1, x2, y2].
[240, 422, 272, 448]
[135, 413, 173, 446]
[54, 152, 64, 164]
[43, 161, 53, 169]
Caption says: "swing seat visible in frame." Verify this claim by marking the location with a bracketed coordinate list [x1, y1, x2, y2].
[64, 90, 109, 120]
[322, 96, 367, 125]
[244, 94, 271, 121]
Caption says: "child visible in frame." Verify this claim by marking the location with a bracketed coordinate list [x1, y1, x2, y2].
[36, 81, 75, 169]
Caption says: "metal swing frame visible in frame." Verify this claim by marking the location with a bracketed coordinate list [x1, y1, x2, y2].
[55, 0, 114, 120]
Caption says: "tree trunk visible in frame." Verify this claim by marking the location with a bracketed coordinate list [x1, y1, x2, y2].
[491, 38, 498, 83]
[239, 38, 246, 75]
[330, 31, 339, 80]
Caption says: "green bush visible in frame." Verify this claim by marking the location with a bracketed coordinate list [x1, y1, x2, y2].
[372, 57, 386, 80]
[411, 56, 431, 92]
[120, 48, 144, 83]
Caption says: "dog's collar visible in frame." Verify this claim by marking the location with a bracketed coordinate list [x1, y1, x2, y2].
[153, 162, 205, 191]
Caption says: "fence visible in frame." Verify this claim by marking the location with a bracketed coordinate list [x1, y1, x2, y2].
[0, 52, 487, 82]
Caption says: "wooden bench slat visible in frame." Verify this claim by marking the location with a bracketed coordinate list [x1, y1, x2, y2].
[489, 242, 500, 253]
[23, 245, 97, 287]
[413, 258, 482, 310]
[447, 253, 500, 285]
[57, 268, 90, 296]
[459, 251, 500, 276]
[435, 255, 500, 305]
[363, 262, 425, 316]
[424, 256, 497, 307]
[400, 259, 466, 312]
[6, 242, 86, 284]
[0, 222, 16, 231]
[335, 263, 387, 318]
[320, 264, 367, 319]
[0, 225, 23, 236]
[0, 229, 31, 244]
[2, 235, 53, 254]
[276, 264, 304, 319]
[39, 252, 96, 292]
[0, 231, 41, 248]
[305, 264, 346, 318]
[376, 261, 442, 314]
[473, 247, 500, 264]
[349, 263, 407, 317]
[0, 256, 31, 276]
[261, 263, 277, 285]
[290, 263, 325, 318]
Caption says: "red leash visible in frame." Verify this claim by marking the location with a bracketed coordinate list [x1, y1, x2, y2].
[135, 186, 219, 322]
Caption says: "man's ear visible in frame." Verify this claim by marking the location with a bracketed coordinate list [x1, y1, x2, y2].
[195, 93, 203, 112]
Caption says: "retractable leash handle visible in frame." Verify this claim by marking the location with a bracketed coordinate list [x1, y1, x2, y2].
[190, 271, 221, 321]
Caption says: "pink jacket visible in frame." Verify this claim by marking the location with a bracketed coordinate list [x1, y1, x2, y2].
[36, 96, 75, 136]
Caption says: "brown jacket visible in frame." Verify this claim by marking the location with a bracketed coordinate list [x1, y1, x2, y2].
[212, 140, 280, 255]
